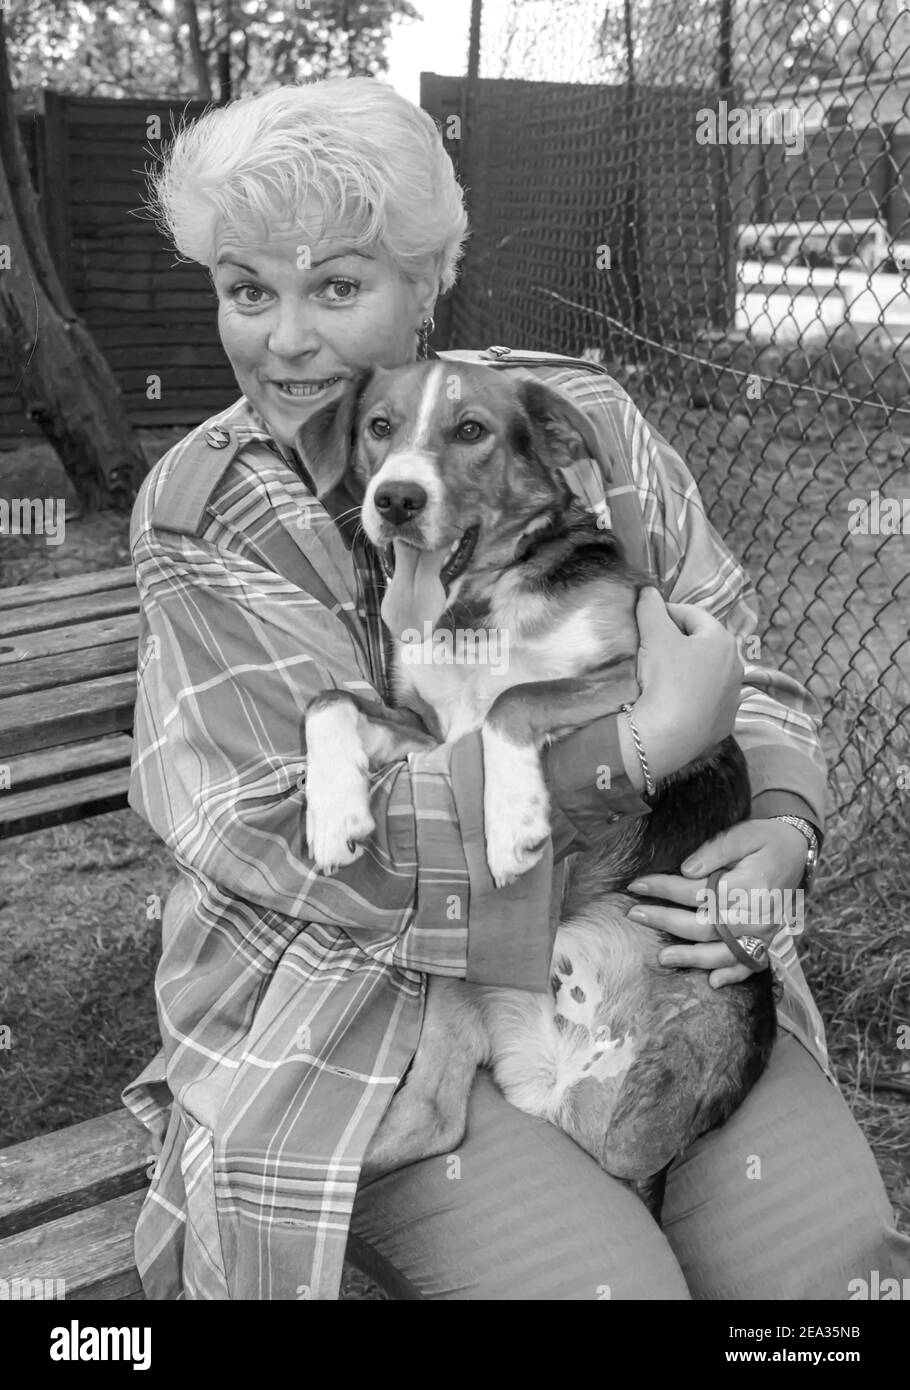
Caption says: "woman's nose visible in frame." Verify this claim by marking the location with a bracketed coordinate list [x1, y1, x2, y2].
[267, 304, 321, 357]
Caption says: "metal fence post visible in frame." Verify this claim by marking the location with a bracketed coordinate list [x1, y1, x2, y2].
[713, 0, 735, 333]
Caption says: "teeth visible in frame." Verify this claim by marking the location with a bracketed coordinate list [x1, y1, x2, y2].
[278, 378, 340, 397]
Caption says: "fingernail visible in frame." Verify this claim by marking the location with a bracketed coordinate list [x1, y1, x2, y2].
[627, 880, 649, 894]
[628, 907, 648, 923]
[660, 950, 682, 965]
[682, 858, 703, 875]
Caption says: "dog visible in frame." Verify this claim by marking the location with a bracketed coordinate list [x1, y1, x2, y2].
[300, 361, 776, 1213]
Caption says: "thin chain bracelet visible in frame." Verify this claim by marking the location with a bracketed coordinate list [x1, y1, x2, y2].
[620, 703, 656, 797]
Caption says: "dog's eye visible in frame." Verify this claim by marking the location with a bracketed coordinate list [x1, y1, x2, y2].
[455, 420, 485, 442]
[369, 417, 392, 439]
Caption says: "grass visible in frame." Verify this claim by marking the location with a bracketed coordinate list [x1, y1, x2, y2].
[799, 805, 910, 1224]
[0, 412, 907, 1307]
[0, 813, 168, 1148]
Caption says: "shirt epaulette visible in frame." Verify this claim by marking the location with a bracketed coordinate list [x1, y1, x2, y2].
[437, 345, 614, 376]
[150, 423, 249, 537]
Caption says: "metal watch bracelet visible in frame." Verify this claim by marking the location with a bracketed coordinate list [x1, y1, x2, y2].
[771, 813, 820, 893]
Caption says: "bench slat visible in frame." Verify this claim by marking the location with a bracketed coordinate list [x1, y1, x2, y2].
[2, 734, 133, 792]
[0, 613, 139, 666]
[0, 566, 136, 612]
[0, 671, 136, 757]
[0, 1109, 151, 1240]
[1, 587, 138, 639]
[0, 639, 138, 699]
[0, 766, 133, 838]
[0, 1191, 145, 1299]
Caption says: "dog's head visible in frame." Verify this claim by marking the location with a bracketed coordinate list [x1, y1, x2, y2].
[296, 361, 621, 636]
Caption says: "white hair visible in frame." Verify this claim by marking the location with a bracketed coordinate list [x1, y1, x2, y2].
[149, 78, 469, 294]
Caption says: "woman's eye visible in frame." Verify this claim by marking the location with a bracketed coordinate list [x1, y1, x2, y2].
[455, 420, 485, 442]
[369, 417, 391, 439]
[323, 278, 359, 302]
[231, 283, 268, 307]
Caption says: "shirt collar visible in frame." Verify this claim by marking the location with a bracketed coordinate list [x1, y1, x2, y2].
[234, 397, 361, 546]
[294, 441, 350, 504]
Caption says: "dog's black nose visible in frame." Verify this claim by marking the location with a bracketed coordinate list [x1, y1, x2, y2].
[374, 481, 428, 527]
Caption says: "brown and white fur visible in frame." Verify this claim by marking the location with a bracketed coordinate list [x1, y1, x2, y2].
[300, 362, 775, 1213]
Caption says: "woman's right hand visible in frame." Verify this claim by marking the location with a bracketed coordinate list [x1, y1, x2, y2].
[624, 587, 743, 785]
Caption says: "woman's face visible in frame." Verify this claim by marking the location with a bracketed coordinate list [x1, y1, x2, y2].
[213, 214, 434, 448]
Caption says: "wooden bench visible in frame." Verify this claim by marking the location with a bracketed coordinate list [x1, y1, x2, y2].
[0, 1111, 150, 1300]
[0, 566, 138, 838]
[0, 567, 389, 1300]
[0, 567, 146, 1298]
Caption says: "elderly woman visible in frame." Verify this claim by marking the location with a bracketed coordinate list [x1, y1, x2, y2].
[124, 77, 908, 1301]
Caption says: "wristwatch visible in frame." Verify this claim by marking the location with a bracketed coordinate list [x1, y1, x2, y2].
[772, 814, 820, 893]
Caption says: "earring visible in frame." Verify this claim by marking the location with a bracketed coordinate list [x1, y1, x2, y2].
[417, 315, 435, 361]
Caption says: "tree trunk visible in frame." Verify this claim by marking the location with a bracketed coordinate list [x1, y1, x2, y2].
[0, 14, 146, 511]
[181, 0, 213, 100]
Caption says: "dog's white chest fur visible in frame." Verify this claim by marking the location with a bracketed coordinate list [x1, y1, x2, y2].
[393, 605, 597, 743]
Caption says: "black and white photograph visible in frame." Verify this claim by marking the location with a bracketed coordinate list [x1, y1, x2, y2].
[0, 0, 908, 1335]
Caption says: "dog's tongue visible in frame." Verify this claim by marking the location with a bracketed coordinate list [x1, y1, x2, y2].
[381, 540, 451, 638]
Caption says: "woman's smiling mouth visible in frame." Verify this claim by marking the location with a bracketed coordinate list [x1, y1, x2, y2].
[270, 377, 344, 399]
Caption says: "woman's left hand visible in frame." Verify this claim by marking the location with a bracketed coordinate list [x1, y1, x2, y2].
[625, 818, 810, 988]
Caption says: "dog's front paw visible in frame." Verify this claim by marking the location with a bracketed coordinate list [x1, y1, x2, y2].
[305, 698, 376, 875]
[485, 815, 549, 888]
[306, 791, 374, 875]
[482, 728, 550, 888]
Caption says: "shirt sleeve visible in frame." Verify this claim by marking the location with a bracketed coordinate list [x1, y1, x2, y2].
[633, 414, 828, 834]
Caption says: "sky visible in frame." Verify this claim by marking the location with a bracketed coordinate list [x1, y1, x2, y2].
[384, 0, 473, 101]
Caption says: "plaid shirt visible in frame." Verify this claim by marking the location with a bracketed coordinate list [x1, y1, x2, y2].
[122, 350, 832, 1302]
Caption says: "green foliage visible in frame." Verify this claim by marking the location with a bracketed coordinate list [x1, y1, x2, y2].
[6, 0, 419, 100]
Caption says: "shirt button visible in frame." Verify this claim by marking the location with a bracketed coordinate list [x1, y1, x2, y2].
[605, 813, 618, 824]
[205, 426, 231, 449]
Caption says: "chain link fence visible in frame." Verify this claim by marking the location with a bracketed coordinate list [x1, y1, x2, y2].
[445, 0, 910, 831]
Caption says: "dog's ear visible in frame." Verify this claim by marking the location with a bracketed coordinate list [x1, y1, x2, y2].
[293, 367, 375, 494]
[516, 377, 604, 471]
